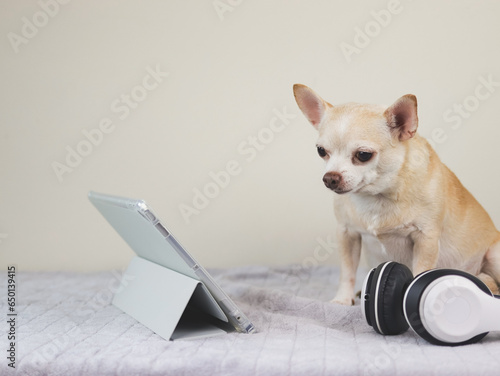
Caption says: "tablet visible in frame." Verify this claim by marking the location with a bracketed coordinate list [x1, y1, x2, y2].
[88, 191, 255, 334]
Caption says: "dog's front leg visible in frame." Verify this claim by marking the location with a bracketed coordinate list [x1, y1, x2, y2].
[331, 227, 362, 305]
[411, 230, 440, 276]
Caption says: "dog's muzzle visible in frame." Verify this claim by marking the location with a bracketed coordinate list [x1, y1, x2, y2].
[323, 172, 342, 190]
[323, 172, 351, 194]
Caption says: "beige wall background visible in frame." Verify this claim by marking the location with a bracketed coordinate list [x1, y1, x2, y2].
[1, 0, 500, 272]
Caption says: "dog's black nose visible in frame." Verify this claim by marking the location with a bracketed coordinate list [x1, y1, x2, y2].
[323, 172, 342, 190]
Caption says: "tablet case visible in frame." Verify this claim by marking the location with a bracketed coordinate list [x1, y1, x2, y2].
[113, 256, 231, 340]
[87, 191, 251, 340]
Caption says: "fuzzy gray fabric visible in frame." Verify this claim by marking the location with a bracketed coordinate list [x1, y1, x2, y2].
[2, 265, 500, 376]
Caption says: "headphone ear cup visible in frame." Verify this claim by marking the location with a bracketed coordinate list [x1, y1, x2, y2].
[363, 262, 413, 335]
[404, 269, 492, 346]
[378, 262, 414, 334]
[361, 267, 375, 327]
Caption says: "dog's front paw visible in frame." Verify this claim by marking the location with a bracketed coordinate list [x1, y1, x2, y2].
[330, 296, 355, 306]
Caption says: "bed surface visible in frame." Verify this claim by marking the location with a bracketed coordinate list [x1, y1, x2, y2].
[3, 264, 500, 376]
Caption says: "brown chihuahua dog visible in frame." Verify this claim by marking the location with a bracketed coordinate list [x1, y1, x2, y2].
[293, 84, 500, 305]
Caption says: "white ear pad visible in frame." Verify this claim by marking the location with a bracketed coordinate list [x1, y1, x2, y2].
[418, 275, 500, 344]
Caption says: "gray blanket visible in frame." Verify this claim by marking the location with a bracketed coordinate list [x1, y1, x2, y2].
[3, 265, 500, 376]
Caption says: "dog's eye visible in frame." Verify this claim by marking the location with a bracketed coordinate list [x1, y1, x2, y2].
[356, 151, 373, 162]
[317, 146, 327, 157]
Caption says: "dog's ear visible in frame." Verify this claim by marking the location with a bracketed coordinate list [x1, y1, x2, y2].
[384, 94, 418, 141]
[293, 84, 330, 129]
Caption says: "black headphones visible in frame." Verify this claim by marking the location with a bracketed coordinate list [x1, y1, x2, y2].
[361, 261, 500, 346]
